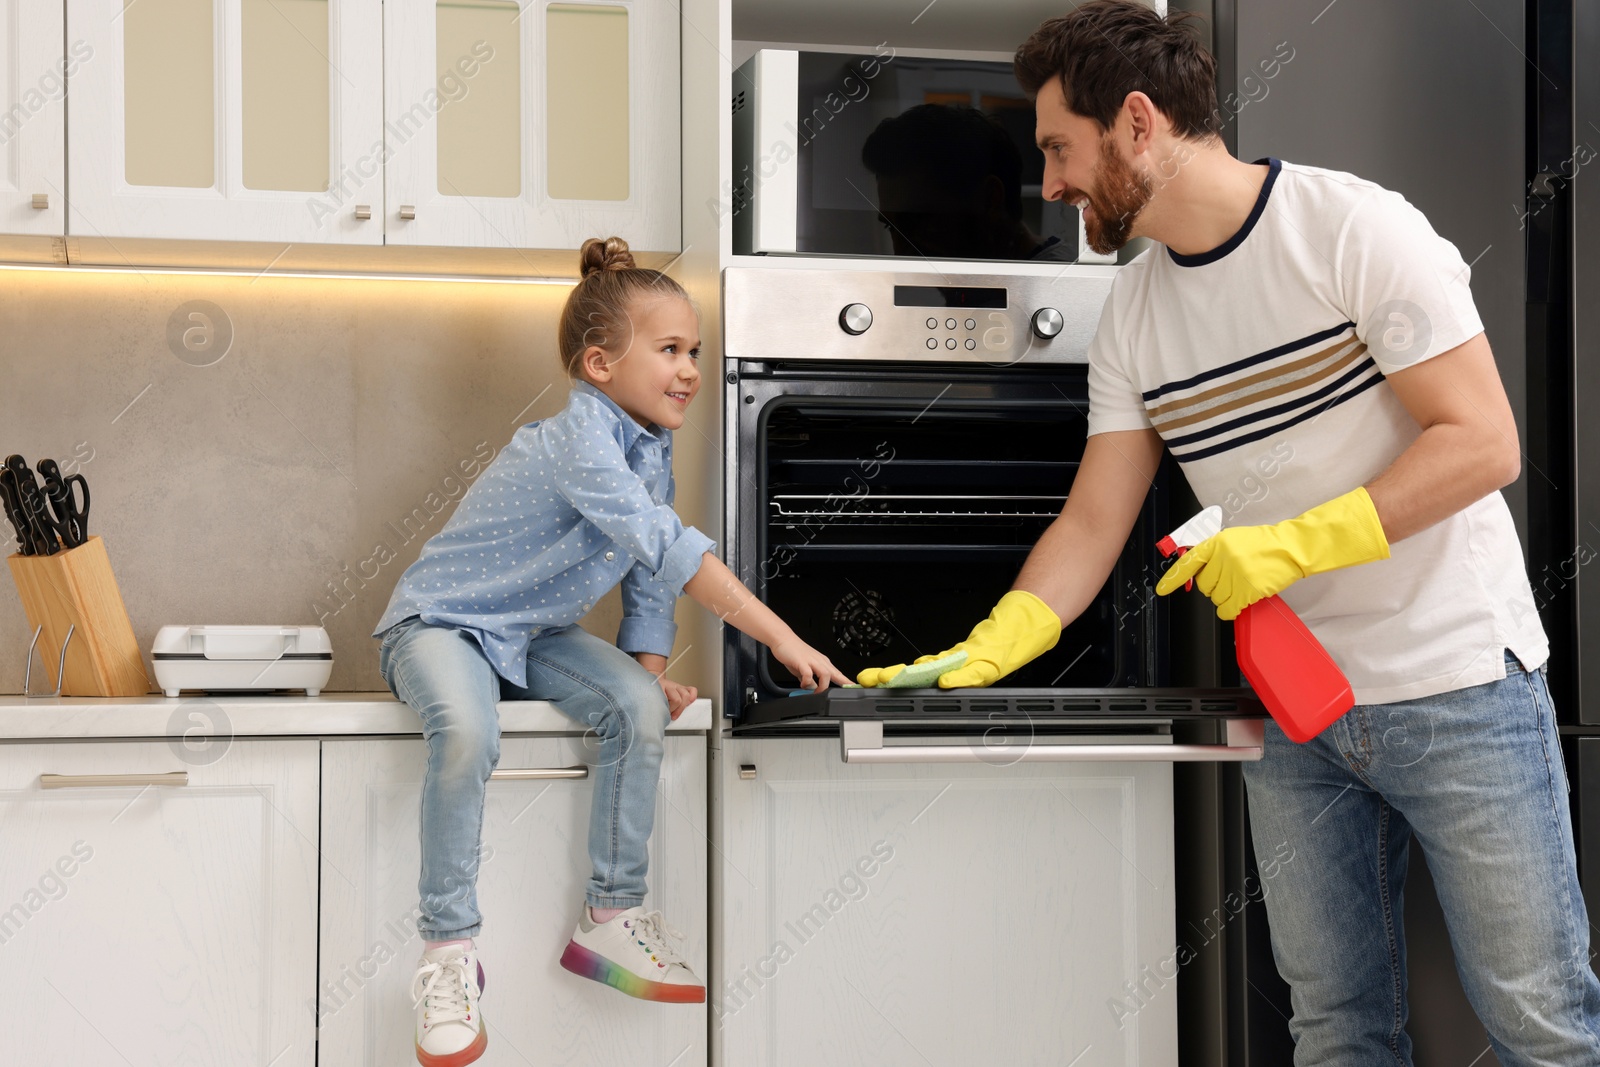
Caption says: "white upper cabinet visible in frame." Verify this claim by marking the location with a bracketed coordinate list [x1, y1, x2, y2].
[67, 0, 384, 244]
[0, 0, 66, 236]
[383, 0, 680, 252]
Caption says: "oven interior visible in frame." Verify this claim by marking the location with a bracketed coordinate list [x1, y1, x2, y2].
[744, 377, 1169, 700]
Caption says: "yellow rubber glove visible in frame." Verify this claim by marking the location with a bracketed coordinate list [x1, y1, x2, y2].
[1154, 486, 1390, 620]
[856, 590, 1063, 689]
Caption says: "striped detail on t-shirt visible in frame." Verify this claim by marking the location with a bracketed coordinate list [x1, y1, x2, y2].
[1141, 321, 1384, 462]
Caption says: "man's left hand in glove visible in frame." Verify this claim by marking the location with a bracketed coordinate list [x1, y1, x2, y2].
[1154, 486, 1391, 620]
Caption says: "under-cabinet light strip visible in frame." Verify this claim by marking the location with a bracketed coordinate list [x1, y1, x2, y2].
[0, 261, 580, 286]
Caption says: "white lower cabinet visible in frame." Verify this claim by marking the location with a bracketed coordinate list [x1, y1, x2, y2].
[319, 734, 708, 1066]
[714, 736, 1178, 1067]
[0, 739, 320, 1066]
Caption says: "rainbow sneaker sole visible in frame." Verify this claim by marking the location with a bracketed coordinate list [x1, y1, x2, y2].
[413, 957, 486, 1067]
[560, 939, 705, 1003]
[415, 1027, 486, 1067]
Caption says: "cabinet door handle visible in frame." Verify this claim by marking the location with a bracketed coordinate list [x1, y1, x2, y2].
[399, 205, 416, 220]
[839, 719, 1265, 764]
[354, 204, 372, 220]
[489, 766, 589, 781]
[31, 193, 48, 210]
[40, 771, 189, 788]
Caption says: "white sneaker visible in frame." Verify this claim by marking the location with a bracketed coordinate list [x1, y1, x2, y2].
[561, 906, 705, 1003]
[412, 943, 487, 1067]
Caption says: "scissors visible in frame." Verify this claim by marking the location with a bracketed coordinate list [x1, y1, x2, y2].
[36, 458, 89, 550]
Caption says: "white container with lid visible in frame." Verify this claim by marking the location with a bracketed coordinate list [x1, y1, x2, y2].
[151, 625, 333, 698]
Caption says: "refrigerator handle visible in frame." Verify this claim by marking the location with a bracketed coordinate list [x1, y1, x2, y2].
[839, 718, 1266, 764]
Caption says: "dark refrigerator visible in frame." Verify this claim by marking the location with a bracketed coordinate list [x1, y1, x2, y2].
[1180, 0, 1591, 1064]
[1531, 0, 1600, 1023]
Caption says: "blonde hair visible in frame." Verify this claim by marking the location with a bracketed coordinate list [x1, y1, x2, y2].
[559, 236, 691, 379]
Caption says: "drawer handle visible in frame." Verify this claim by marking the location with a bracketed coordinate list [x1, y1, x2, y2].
[489, 766, 589, 781]
[839, 719, 1265, 764]
[40, 771, 189, 789]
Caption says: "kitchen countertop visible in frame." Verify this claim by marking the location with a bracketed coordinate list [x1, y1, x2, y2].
[0, 693, 713, 740]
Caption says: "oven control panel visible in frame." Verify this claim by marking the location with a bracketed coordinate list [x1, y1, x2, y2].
[916, 313, 981, 352]
[726, 265, 1115, 364]
[889, 308, 1065, 351]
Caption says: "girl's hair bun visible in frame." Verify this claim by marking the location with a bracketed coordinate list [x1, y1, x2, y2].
[579, 236, 636, 278]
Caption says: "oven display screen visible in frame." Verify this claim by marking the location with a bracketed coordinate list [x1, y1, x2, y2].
[892, 285, 1007, 309]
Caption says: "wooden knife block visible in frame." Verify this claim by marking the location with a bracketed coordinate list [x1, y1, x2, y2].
[6, 535, 150, 696]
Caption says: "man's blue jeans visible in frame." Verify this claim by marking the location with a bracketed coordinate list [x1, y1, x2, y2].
[1242, 650, 1600, 1065]
[377, 615, 670, 940]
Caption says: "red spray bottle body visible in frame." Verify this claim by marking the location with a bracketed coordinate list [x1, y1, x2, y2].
[1159, 506, 1354, 743]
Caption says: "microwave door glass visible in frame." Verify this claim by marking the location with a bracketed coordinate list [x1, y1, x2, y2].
[791, 52, 1078, 262]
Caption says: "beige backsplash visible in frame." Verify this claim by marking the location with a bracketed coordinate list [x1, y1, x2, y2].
[0, 264, 723, 700]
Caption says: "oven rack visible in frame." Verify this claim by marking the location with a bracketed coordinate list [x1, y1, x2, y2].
[769, 457, 1079, 489]
[770, 493, 1065, 522]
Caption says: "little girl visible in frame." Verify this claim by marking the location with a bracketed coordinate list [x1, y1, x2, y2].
[373, 236, 849, 1067]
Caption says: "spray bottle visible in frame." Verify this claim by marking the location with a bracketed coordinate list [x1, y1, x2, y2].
[1158, 505, 1354, 742]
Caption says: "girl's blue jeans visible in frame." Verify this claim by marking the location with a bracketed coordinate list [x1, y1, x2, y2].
[1242, 650, 1600, 1065]
[377, 614, 670, 940]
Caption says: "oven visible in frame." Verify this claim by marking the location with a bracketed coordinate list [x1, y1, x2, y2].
[711, 265, 1290, 1067]
[719, 265, 1265, 747]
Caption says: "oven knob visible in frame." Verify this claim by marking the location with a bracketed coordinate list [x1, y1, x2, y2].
[838, 303, 873, 335]
[1032, 307, 1064, 339]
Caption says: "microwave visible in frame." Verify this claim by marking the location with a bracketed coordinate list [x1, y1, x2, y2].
[729, 48, 1112, 265]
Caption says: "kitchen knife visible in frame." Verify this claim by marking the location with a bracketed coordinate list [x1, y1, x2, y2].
[37, 458, 89, 549]
[0, 469, 34, 555]
[1159, 505, 1354, 743]
[3, 455, 58, 555]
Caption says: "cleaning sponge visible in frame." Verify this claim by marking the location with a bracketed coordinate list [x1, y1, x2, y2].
[881, 650, 968, 688]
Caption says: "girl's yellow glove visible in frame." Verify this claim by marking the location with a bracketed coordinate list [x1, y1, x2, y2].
[856, 589, 1062, 689]
[1154, 486, 1390, 620]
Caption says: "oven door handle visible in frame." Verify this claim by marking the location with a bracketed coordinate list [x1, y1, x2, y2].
[839, 719, 1265, 764]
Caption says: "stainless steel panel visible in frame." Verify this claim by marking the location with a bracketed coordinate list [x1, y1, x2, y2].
[722, 265, 1116, 364]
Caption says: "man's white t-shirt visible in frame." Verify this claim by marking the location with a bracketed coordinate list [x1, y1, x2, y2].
[1087, 158, 1548, 705]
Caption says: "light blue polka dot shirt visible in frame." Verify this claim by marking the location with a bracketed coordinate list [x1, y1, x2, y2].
[372, 379, 717, 687]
